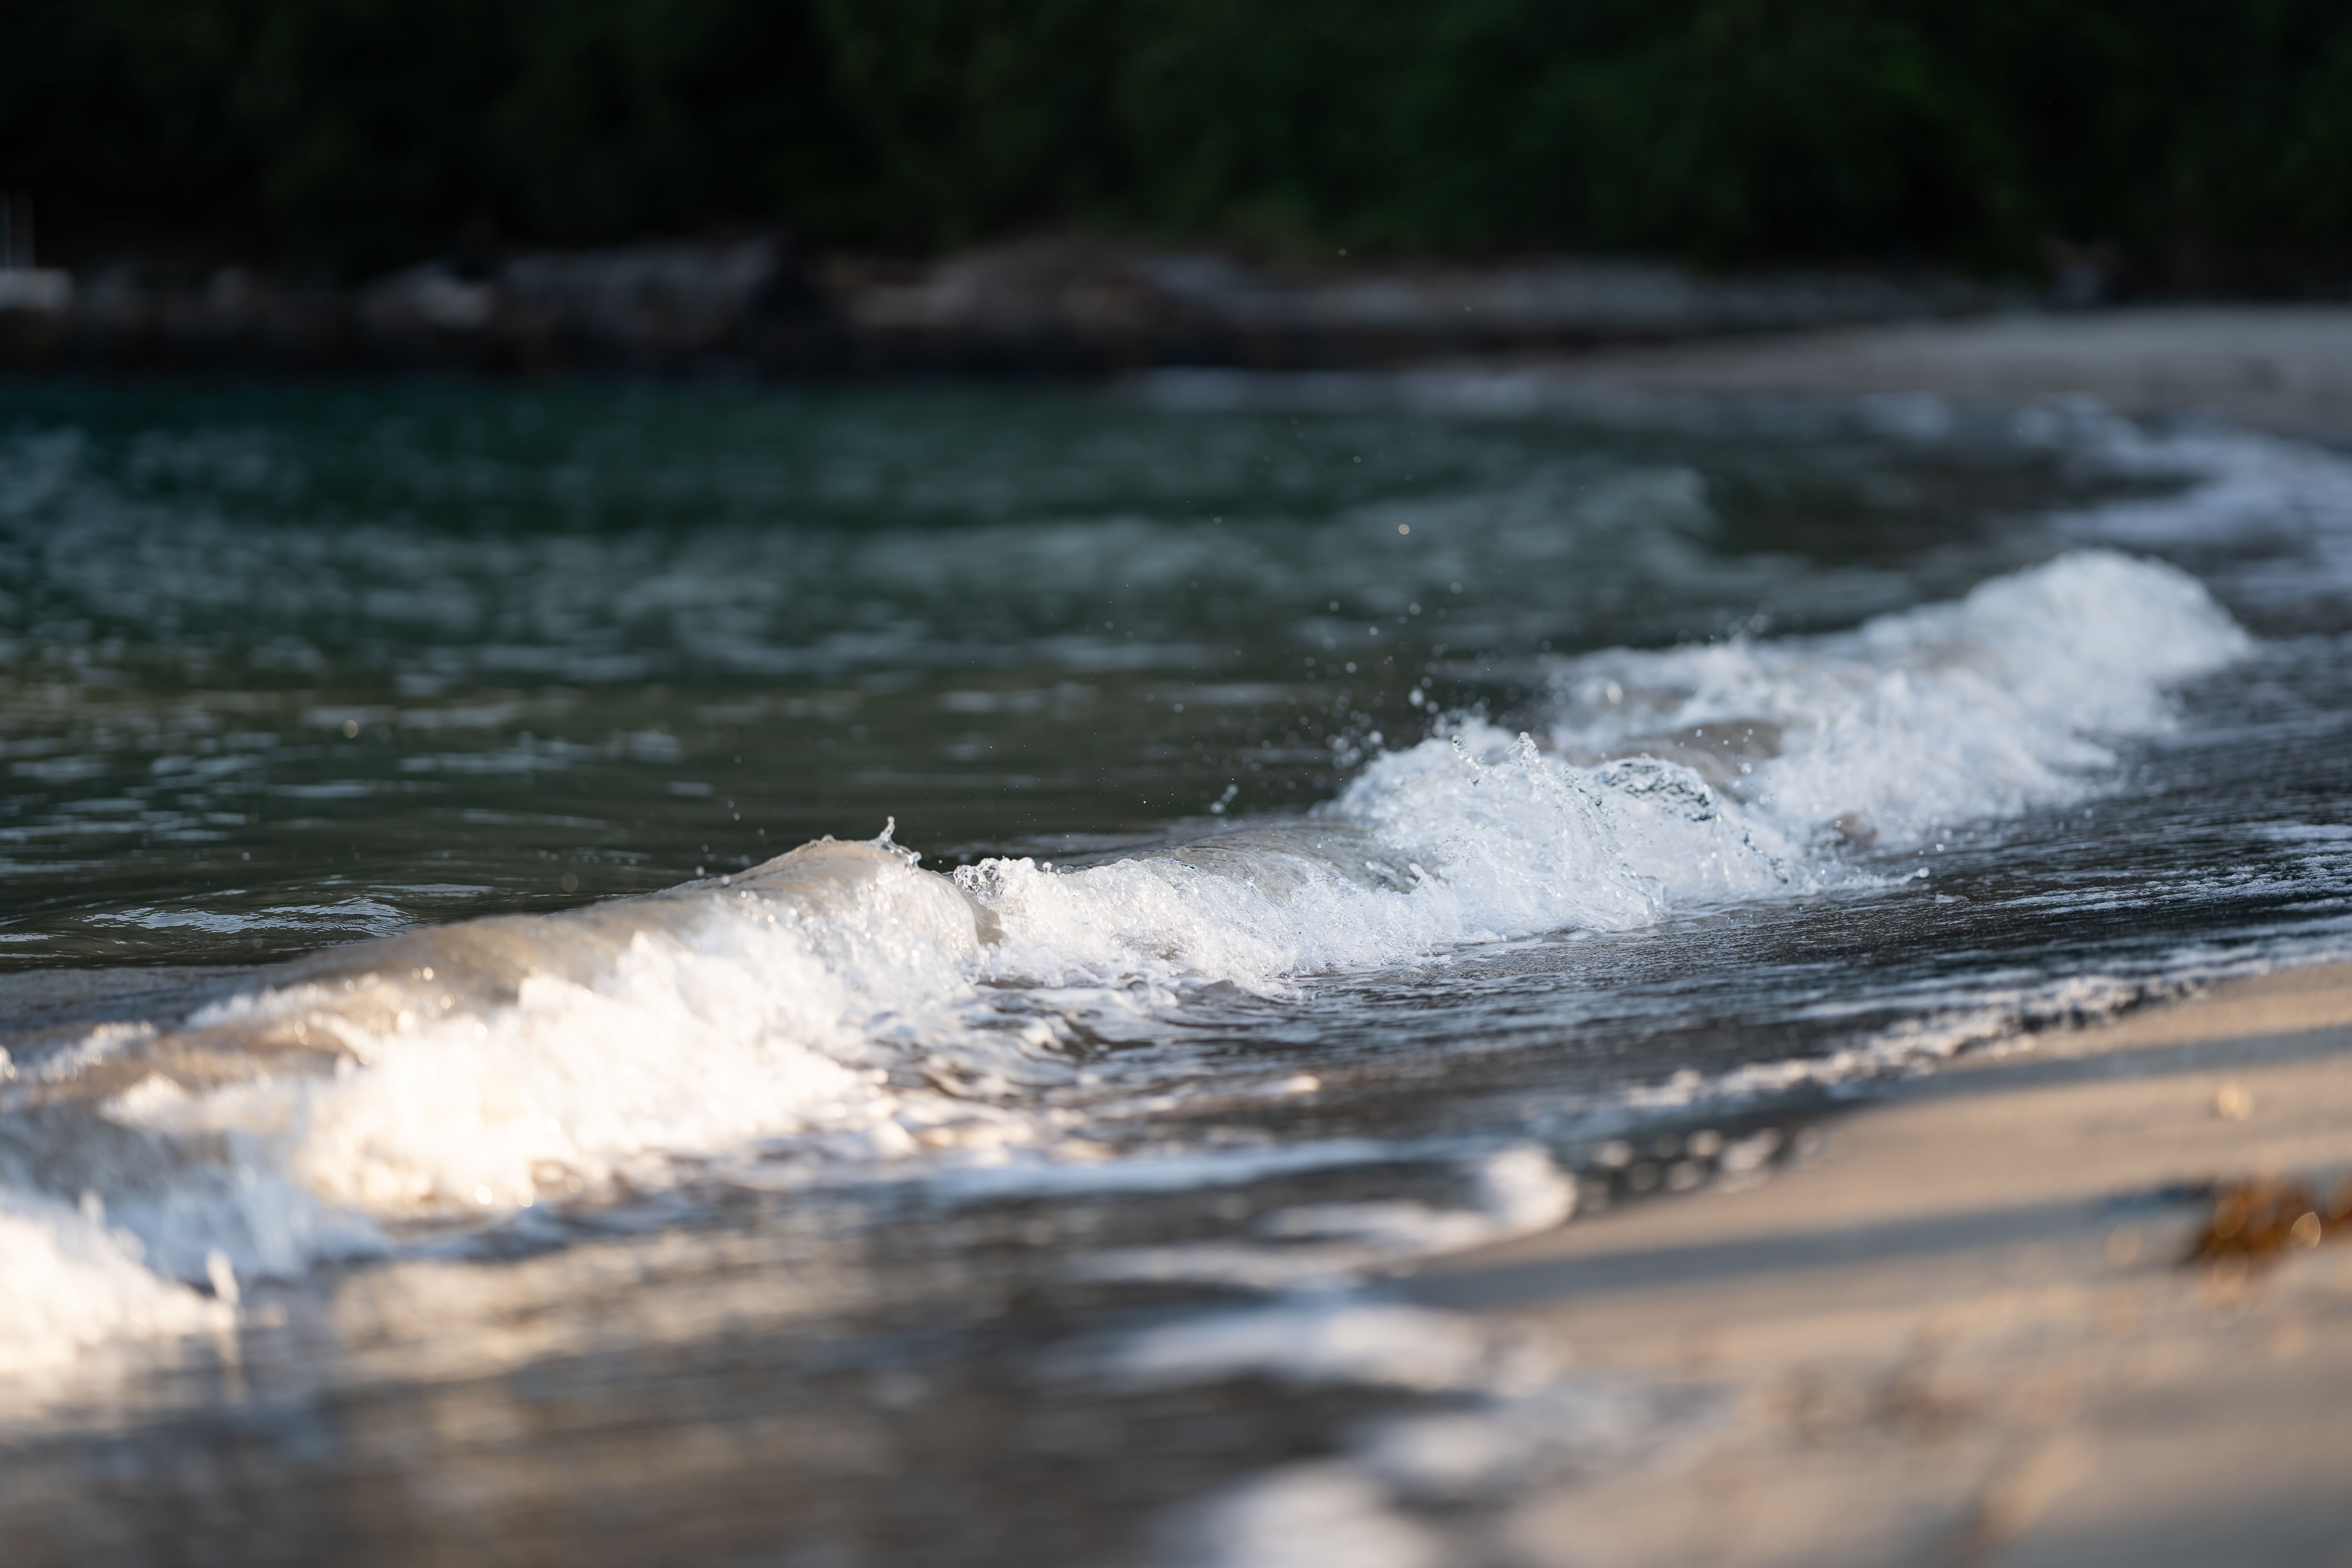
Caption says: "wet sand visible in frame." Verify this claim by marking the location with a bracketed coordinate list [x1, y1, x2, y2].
[1539, 307, 2352, 445]
[1408, 962, 2352, 1567]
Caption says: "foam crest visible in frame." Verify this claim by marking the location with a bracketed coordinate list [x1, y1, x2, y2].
[128, 841, 1002, 1198]
[0, 840, 1022, 1372]
[1544, 550, 2249, 847]
[954, 725, 1807, 1004]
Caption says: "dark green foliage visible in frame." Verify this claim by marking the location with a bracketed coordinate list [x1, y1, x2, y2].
[2, 0, 2347, 280]
[0, 0, 840, 268]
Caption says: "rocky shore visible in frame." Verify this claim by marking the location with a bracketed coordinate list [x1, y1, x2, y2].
[0, 234, 1980, 377]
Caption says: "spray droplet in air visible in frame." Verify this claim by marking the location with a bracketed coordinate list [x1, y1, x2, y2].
[873, 816, 918, 864]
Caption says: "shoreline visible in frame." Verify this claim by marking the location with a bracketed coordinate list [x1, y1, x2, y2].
[1523, 307, 2352, 447]
[8, 230, 2348, 445]
[0, 239, 1979, 379]
[1406, 961, 2352, 1566]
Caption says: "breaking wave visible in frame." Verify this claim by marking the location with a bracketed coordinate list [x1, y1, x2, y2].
[0, 547, 2251, 1374]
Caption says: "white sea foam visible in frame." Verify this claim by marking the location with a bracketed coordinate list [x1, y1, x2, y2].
[0, 546, 2254, 1378]
[1103, 1297, 1507, 1394]
[1157, 1461, 1448, 1568]
[98, 838, 998, 1210]
[0, 1190, 230, 1376]
[2023, 400, 2352, 587]
[1073, 1145, 1577, 1292]
[1144, 1336, 1711, 1568]
[1543, 549, 2250, 848]
[1131, 1294, 1704, 1568]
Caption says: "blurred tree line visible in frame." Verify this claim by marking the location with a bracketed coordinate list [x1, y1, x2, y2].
[4, 0, 2348, 283]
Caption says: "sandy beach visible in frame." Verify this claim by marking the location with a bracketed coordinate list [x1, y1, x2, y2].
[1407, 962, 2352, 1567]
[1535, 307, 2352, 446]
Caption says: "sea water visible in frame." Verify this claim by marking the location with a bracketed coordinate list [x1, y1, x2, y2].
[1, 378, 2347, 1564]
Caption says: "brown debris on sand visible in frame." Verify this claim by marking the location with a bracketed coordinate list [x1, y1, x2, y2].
[2185, 1174, 2352, 1270]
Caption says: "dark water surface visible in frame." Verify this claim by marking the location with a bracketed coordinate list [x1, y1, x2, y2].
[2, 377, 2348, 1566]
[0, 377, 2133, 960]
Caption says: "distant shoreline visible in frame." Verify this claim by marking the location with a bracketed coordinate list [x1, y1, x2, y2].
[1524, 307, 2352, 446]
[7, 238, 2347, 448]
[0, 235, 1980, 379]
